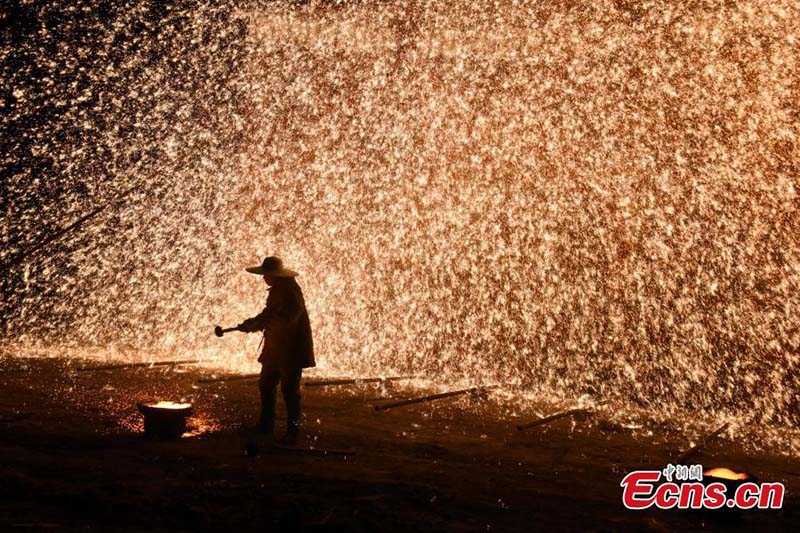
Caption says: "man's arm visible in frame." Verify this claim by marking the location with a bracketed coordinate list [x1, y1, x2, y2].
[237, 286, 302, 333]
[237, 308, 270, 333]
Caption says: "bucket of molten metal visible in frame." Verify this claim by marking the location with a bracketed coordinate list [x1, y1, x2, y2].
[137, 401, 193, 440]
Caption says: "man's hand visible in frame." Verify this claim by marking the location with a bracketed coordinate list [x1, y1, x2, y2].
[214, 325, 240, 337]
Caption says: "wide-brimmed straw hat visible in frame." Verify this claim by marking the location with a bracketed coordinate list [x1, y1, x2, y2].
[245, 256, 299, 277]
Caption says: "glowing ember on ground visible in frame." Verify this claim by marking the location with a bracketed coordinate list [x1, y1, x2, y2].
[183, 415, 223, 438]
[704, 467, 750, 481]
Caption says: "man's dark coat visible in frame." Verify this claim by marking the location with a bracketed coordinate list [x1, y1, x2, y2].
[238, 278, 315, 369]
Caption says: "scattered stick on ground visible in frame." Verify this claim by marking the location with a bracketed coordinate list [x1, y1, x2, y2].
[196, 373, 261, 384]
[675, 422, 730, 464]
[77, 359, 200, 372]
[517, 407, 588, 431]
[304, 376, 416, 388]
[363, 395, 414, 403]
[516, 402, 607, 431]
[373, 386, 496, 412]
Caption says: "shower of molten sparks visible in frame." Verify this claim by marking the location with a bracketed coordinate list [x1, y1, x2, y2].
[704, 467, 750, 481]
[1, 1, 799, 451]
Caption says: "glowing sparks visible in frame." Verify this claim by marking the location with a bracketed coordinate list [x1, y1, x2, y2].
[1, 1, 799, 451]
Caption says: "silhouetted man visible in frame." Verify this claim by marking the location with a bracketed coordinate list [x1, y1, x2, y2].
[237, 256, 314, 444]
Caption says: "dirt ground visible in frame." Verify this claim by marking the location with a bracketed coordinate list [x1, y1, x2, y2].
[0, 357, 797, 531]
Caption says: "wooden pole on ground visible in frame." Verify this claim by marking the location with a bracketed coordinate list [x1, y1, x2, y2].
[77, 359, 200, 372]
[303, 376, 416, 388]
[675, 422, 730, 464]
[516, 402, 607, 431]
[373, 386, 496, 412]
[196, 373, 260, 384]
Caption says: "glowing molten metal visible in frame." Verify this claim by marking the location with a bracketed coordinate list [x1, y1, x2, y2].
[704, 468, 750, 481]
[146, 401, 193, 410]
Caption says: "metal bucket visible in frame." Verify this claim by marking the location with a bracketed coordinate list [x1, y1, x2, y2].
[137, 401, 193, 440]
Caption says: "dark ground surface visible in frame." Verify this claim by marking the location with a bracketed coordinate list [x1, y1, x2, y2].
[0, 357, 797, 531]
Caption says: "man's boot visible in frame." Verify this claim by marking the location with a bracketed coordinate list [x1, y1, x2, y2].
[280, 368, 303, 445]
[279, 418, 300, 446]
[259, 371, 278, 436]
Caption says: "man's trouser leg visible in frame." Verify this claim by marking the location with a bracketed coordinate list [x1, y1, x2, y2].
[280, 367, 303, 436]
[259, 367, 280, 434]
